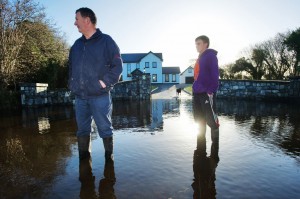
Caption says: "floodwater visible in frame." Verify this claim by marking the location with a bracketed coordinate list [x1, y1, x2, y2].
[0, 94, 300, 199]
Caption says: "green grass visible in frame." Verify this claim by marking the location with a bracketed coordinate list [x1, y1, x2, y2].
[151, 85, 158, 91]
[184, 85, 193, 94]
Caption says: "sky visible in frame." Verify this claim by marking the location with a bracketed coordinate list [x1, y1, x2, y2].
[41, 0, 300, 70]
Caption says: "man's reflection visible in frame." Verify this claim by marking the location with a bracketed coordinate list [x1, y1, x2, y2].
[99, 159, 116, 199]
[79, 157, 97, 199]
[192, 132, 219, 199]
[79, 158, 116, 199]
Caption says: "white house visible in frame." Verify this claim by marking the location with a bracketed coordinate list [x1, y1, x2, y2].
[162, 67, 181, 84]
[121, 51, 163, 83]
[180, 66, 194, 84]
[121, 51, 180, 84]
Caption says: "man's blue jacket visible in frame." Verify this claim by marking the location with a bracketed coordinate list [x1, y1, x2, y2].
[68, 29, 123, 98]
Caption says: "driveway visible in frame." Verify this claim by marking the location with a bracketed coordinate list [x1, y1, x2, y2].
[151, 84, 191, 99]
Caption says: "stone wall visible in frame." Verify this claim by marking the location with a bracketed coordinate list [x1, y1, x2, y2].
[19, 73, 151, 107]
[20, 83, 74, 106]
[19, 77, 300, 107]
[217, 77, 300, 100]
[111, 73, 151, 100]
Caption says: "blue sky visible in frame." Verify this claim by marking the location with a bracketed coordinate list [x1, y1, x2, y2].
[42, 0, 300, 69]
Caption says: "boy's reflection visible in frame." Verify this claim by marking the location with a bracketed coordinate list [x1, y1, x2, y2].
[192, 98, 219, 199]
[79, 158, 116, 199]
[192, 132, 219, 199]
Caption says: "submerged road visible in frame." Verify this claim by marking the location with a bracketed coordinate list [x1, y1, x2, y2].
[151, 84, 192, 99]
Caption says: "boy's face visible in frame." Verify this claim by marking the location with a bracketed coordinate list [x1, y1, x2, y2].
[195, 39, 208, 54]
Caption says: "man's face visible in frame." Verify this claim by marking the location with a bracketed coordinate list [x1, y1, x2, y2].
[195, 40, 208, 54]
[74, 12, 87, 33]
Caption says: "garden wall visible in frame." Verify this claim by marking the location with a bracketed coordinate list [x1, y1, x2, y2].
[20, 73, 151, 107]
[217, 77, 300, 100]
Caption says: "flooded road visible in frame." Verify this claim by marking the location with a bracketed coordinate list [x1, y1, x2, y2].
[0, 94, 300, 199]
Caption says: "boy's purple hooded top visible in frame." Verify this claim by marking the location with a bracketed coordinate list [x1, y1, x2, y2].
[192, 49, 219, 94]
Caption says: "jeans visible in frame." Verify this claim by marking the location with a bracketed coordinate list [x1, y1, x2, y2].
[75, 94, 113, 138]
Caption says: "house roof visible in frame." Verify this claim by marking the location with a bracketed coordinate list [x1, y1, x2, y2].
[121, 51, 163, 63]
[162, 67, 181, 74]
[180, 65, 194, 75]
[131, 69, 143, 75]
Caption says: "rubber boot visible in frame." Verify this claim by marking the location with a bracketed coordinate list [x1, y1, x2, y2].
[102, 137, 113, 161]
[78, 136, 91, 160]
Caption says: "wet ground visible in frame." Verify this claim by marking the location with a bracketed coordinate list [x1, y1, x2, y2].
[0, 88, 300, 199]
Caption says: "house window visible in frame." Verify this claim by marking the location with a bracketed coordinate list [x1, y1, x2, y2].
[152, 62, 157, 68]
[127, 63, 131, 77]
[152, 74, 157, 82]
[172, 74, 176, 82]
[145, 62, 149, 68]
[188, 68, 192, 73]
[136, 63, 140, 69]
[165, 74, 169, 82]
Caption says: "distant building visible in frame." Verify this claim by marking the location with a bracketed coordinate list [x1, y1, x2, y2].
[180, 66, 194, 84]
[121, 51, 180, 84]
[121, 51, 163, 83]
[162, 67, 180, 84]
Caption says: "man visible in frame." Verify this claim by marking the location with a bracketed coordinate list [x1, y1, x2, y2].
[193, 35, 219, 142]
[69, 7, 122, 161]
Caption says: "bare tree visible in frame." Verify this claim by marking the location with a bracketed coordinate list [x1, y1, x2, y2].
[0, 0, 45, 89]
[220, 63, 236, 79]
[260, 33, 294, 79]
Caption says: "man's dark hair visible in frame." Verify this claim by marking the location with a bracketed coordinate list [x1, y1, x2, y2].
[76, 7, 97, 25]
[195, 35, 210, 48]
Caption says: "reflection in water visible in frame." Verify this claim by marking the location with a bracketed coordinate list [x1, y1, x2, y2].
[79, 158, 116, 199]
[79, 157, 96, 199]
[151, 99, 163, 129]
[112, 101, 151, 129]
[99, 160, 116, 199]
[0, 99, 300, 198]
[192, 98, 220, 199]
[112, 99, 180, 131]
[20, 106, 74, 129]
[150, 99, 180, 130]
[38, 117, 50, 134]
[192, 133, 219, 199]
[0, 106, 77, 199]
[217, 100, 300, 158]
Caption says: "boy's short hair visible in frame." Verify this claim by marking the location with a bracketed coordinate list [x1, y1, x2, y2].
[76, 7, 97, 25]
[195, 35, 210, 48]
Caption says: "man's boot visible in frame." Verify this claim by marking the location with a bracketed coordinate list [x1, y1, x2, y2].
[78, 135, 91, 160]
[102, 137, 113, 161]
